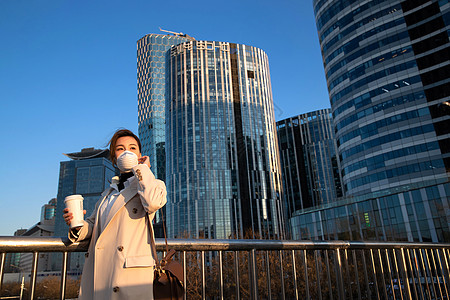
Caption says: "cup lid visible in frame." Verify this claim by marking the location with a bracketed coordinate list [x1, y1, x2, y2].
[64, 194, 84, 202]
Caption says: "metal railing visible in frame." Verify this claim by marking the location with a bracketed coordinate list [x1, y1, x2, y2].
[1, 236, 450, 299]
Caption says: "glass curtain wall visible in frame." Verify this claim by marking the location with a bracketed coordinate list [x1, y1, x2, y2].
[314, 0, 450, 197]
[166, 41, 284, 239]
[137, 34, 194, 181]
[277, 109, 343, 222]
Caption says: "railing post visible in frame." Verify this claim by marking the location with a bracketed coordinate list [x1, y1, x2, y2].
[29, 252, 38, 300]
[0, 252, 5, 292]
[406, 248, 420, 299]
[234, 251, 240, 300]
[201, 251, 205, 300]
[314, 250, 322, 300]
[369, 249, 381, 300]
[265, 250, 271, 300]
[400, 248, 412, 300]
[430, 248, 444, 299]
[344, 249, 352, 300]
[391, 249, 403, 299]
[377, 249, 389, 300]
[302, 249, 310, 300]
[418, 248, 433, 299]
[279, 250, 285, 300]
[335, 249, 345, 300]
[439, 248, 450, 298]
[59, 252, 68, 300]
[250, 249, 257, 300]
[325, 250, 333, 299]
[351, 250, 361, 300]
[183, 251, 187, 300]
[361, 250, 372, 300]
[424, 248, 439, 299]
[383, 249, 396, 300]
[292, 250, 298, 300]
[219, 250, 223, 300]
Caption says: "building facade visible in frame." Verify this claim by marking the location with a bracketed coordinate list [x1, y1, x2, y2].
[291, 182, 450, 242]
[315, 0, 449, 196]
[53, 148, 117, 271]
[276, 109, 343, 223]
[4, 229, 26, 273]
[137, 33, 195, 182]
[166, 41, 285, 239]
[293, 0, 450, 242]
[9, 199, 57, 273]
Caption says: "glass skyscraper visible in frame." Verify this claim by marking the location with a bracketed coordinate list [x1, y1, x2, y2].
[276, 109, 343, 219]
[290, 0, 450, 242]
[166, 41, 285, 239]
[137, 33, 195, 182]
[315, 0, 449, 196]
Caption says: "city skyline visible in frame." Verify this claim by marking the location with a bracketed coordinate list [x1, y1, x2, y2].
[0, 1, 329, 235]
[0, 0, 329, 236]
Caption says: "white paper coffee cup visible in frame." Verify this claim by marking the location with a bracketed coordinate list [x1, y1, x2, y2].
[65, 195, 84, 228]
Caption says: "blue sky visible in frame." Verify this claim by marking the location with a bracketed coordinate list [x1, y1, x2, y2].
[0, 0, 329, 235]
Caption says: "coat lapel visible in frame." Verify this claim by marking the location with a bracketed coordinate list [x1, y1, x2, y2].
[103, 179, 138, 229]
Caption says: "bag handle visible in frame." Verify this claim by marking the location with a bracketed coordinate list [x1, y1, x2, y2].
[160, 208, 169, 255]
[147, 209, 169, 267]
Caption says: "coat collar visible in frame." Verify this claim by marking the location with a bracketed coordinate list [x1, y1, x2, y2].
[103, 178, 138, 230]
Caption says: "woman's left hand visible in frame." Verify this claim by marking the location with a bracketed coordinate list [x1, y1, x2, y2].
[138, 156, 151, 168]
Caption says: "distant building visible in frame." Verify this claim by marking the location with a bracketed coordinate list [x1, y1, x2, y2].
[12, 199, 56, 273]
[166, 40, 285, 239]
[52, 148, 117, 271]
[4, 229, 26, 273]
[276, 109, 343, 236]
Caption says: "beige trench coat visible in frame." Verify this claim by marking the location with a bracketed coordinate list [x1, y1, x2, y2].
[69, 164, 166, 300]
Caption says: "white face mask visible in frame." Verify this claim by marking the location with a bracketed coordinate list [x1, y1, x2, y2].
[116, 151, 138, 172]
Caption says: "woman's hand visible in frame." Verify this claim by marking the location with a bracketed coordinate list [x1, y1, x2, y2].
[138, 156, 151, 168]
[63, 208, 86, 226]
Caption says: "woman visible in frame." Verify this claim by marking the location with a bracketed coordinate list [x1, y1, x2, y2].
[63, 129, 166, 299]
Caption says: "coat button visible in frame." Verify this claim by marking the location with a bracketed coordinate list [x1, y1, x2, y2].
[85, 252, 89, 258]
[113, 286, 120, 293]
[117, 246, 124, 252]
[133, 208, 138, 214]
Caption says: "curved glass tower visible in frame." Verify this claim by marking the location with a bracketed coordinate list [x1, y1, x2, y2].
[137, 34, 195, 181]
[166, 41, 284, 239]
[314, 0, 450, 196]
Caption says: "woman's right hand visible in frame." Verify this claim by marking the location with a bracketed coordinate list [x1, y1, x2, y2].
[63, 208, 86, 226]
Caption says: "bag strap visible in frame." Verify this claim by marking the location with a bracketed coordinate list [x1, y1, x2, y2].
[146, 209, 169, 266]
[146, 213, 160, 267]
[160, 208, 169, 254]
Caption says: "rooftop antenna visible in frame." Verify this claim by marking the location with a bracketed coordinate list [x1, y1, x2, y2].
[159, 27, 185, 37]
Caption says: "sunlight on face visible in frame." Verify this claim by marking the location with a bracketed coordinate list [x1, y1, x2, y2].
[115, 136, 142, 160]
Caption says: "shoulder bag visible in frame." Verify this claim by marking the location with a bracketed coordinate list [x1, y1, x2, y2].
[148, 209, 184, 300]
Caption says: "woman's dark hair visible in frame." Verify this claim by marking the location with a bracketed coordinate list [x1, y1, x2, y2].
[108, 129, 142, 166]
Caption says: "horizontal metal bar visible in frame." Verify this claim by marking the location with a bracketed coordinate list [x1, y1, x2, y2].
[1, 236, 450, 253]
